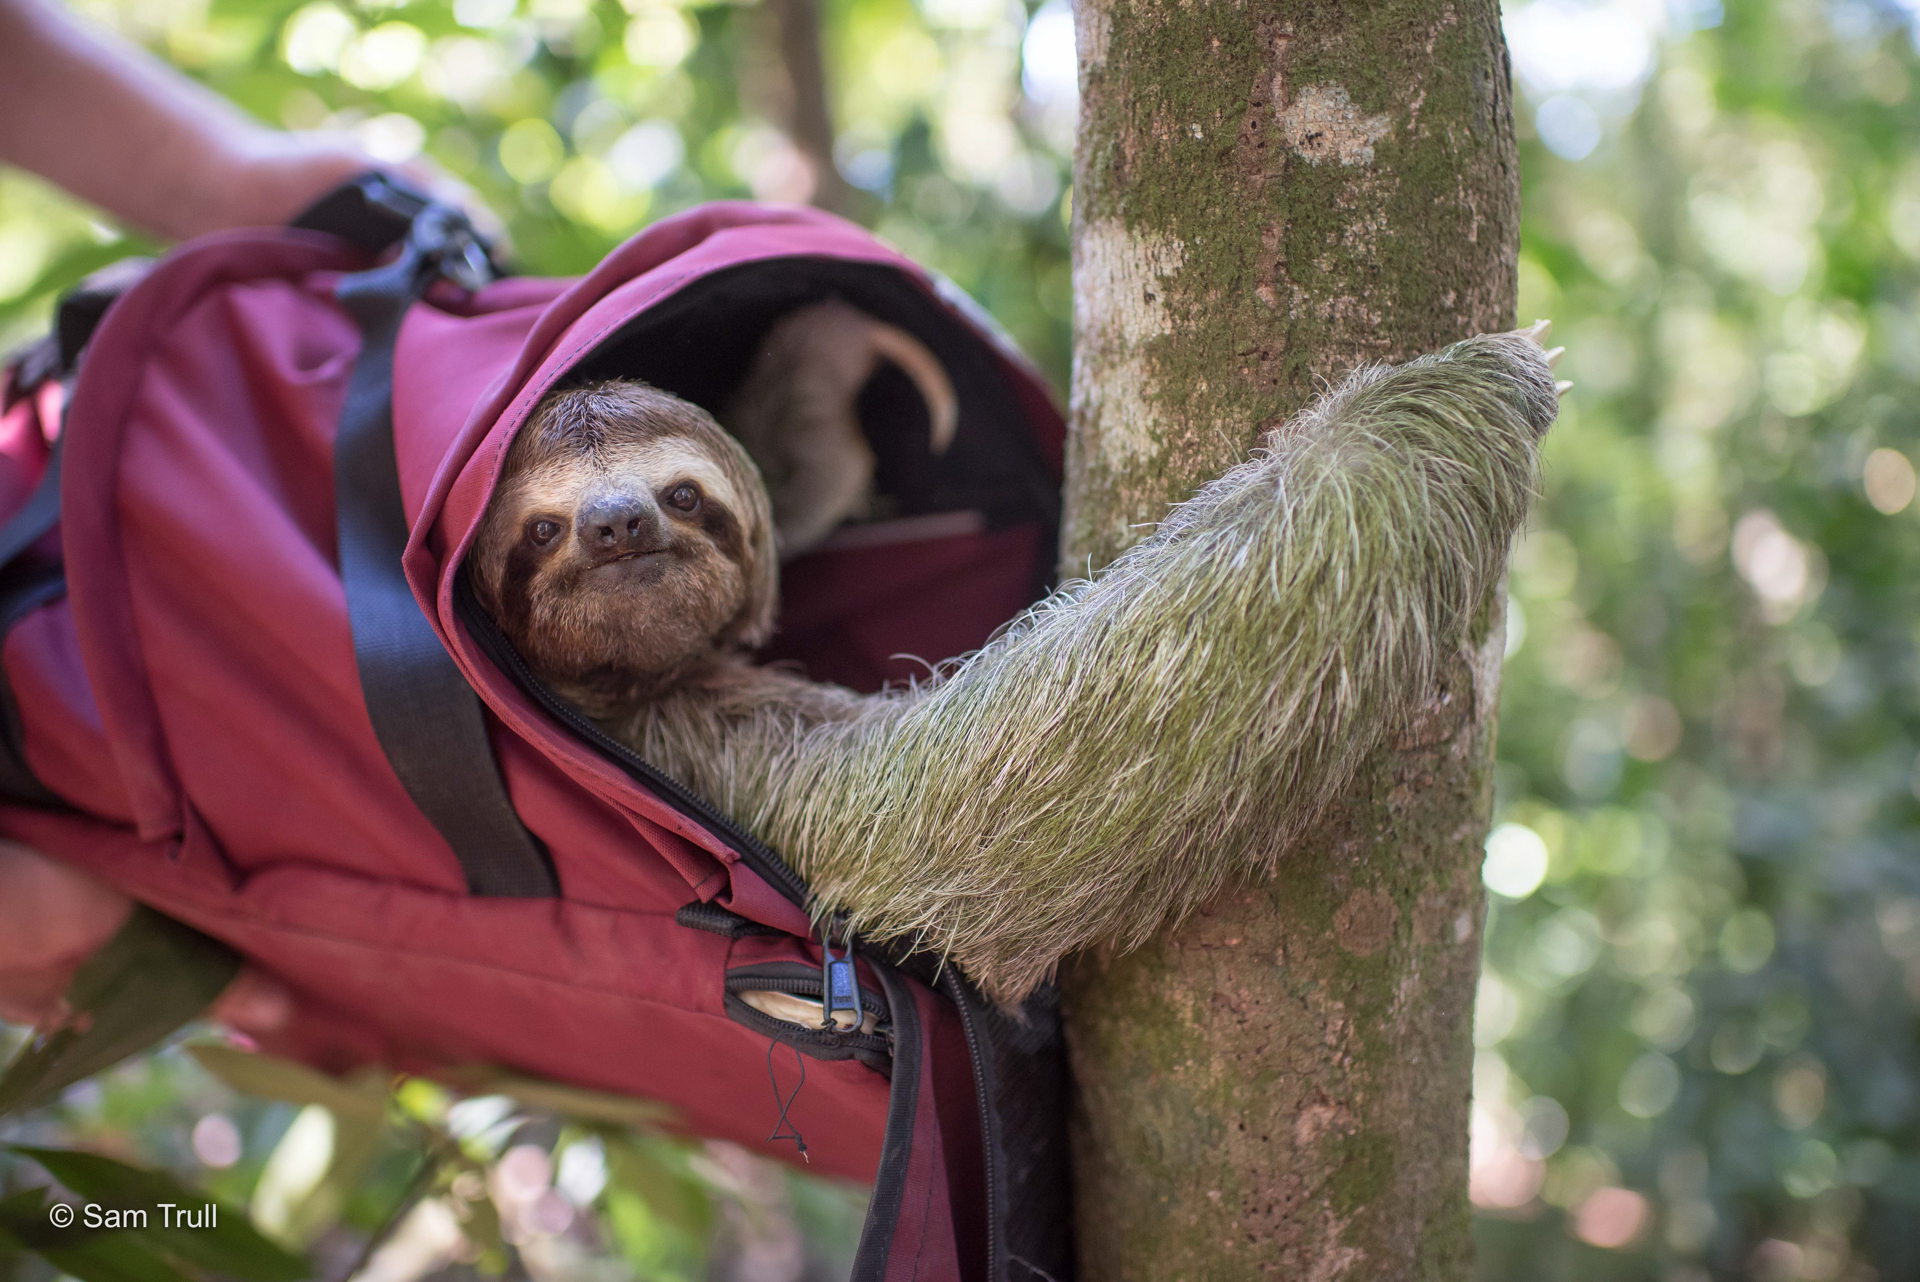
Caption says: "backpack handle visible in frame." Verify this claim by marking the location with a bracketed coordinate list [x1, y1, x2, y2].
[326, 181, 558, 898]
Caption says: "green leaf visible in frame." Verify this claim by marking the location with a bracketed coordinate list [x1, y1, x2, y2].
[600, 1186, 706, 1282]
[0, 907, 241, 1118]
[0, 1186, 48, 1225]
[0, 240, 159, 331]
[451, 1175, 509, 1275]
[0, 1188, 52, 1256]
[0, 1183, 211, 1282]
[602, 1135, 712, 1238]
[432, 1067, 677, 1129]
[8, 1146, 311, 1281]
[313, 1110, 392, 1232]
[34, 1235, 205, 1282]
[186, 1044, 390, 1121]
[249, 1103, 391, 1249]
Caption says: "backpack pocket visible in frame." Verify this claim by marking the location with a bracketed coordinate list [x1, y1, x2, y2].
[724, 960, 892, 1073]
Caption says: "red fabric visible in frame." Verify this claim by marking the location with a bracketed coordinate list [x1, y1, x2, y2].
[0, 206, 1061, 1266]
[765, 523, 1044, 692]
[881, 983, 967, 1282]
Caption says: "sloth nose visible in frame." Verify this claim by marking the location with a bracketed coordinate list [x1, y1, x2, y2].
[578, 493, 663, 561]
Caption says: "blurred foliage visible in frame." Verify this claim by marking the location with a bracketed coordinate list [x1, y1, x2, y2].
[9, 0, 1920, 1276]
[0, 1034, 870, 1279]
[1476, 2, 1920, 1279]
[0, 910, 240, 1119]
[0, 0, 1074, 379]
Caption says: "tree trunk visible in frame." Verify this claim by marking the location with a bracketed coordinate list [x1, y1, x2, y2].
[769, 0, 855, 216]
[1058, 2, 1519, 1278]
[739, 0, 857, 217]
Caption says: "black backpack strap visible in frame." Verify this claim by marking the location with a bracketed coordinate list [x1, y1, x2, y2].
[850, 956, 928, 1282]
[940, 972, 1076, 1282]
[0, 460, 67, 811]
[0, 254, 145, 809]
[291, 172, 430, 255]
[327, 175, 556, 898]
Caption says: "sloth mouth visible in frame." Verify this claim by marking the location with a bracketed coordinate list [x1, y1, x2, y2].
[590, 546, 671, 571]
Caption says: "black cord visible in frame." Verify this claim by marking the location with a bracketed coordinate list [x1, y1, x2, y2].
[766, 1038, 809, 1160]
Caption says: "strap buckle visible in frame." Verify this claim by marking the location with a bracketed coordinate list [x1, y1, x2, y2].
[297, 171, 497, 294]
[408, 204, 495, 294]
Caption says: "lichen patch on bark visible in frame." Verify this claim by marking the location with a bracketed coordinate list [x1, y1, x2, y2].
[1281, 83, 1393, 165]
[1308, 1235, 1365, 1282]
[1072, 216, 1186, 351]
[1294, 1091, 1359, 1147]
[1074, 0, 1110, 72]
[1069, 217, 1187, 484]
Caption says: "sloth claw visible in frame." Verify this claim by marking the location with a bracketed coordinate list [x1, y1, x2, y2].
[1513, 318, 1552, 346]
[1555, 380, 1573, 399]
[1544, 345, 1566, 369]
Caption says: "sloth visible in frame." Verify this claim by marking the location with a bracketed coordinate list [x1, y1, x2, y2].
[723, 299, 958, 557]
[467, 320, 1564, 1004]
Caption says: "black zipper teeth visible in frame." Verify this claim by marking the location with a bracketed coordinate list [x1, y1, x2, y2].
[941, 971, 1001, 1281]
[454, 583, 812, 907]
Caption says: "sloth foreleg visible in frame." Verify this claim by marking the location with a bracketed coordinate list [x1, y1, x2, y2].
[637, 329, 1561, 1003]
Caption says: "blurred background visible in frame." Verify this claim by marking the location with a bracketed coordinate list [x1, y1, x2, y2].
[1, 0, 1917, 1278]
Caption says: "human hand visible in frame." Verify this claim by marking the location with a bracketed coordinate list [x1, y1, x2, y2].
[192, 128, 509, 250]
[0, 0, 504, 248]
[0, 841, 291, 1036]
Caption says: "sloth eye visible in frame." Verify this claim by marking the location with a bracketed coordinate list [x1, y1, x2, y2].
[526, 518, 561, 546]
[663, 483, 702, 514]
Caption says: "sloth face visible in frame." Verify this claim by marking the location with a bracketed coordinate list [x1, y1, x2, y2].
[469, 381, 778, 714]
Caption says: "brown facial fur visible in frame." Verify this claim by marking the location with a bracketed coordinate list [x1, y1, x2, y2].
[468, 381, 778, 717]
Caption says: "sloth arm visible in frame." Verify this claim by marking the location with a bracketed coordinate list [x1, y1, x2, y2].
[620, 332, 1560, 1004]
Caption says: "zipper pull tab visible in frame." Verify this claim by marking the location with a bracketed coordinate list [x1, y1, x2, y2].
[820, 915, 861, 1032]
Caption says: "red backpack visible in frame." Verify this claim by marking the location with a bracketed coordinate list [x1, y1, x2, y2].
[0, 177, 1073, 1282]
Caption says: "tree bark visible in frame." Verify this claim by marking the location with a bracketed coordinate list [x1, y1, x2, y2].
[739, 0, 857, 217]
[1058, 2, 1520, 1278]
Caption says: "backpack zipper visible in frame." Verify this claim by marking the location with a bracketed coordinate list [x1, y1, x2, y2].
[456, 579, 1007, 1275]
[727, 971, 891, 1054]
[939, 969, 1005, 1282]
[453, 580, 812, 908]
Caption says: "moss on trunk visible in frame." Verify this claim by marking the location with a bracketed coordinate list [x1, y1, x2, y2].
[1059, 0, 1519, 1275]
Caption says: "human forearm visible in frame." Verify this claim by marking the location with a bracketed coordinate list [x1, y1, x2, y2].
[0, 841, 294, 1033]
[0, 0, 368, 239]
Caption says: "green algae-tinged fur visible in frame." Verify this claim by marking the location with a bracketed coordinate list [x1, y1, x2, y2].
[622, 336, 1555, 1005]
